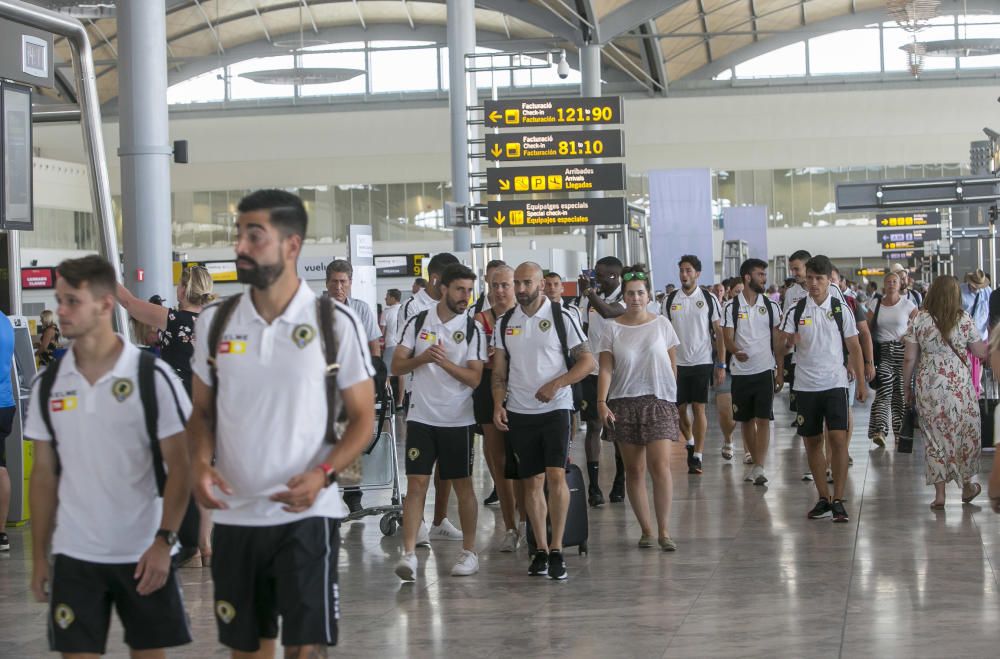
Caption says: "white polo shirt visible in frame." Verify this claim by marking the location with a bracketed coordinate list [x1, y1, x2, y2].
[580, 286, 625, 375]
[397, 288, 436, 343]
[721, 292, 781, 376]
[399, 306, 487, 427]
[493, 300, 585, 414]
[191, 281, 374, 526]
[383, 303, 401, 349]
[779, 293, 859, 392]
[347, 296, 382, 343]
[24, 339, 191, 564]
[664, 287, 722, 367]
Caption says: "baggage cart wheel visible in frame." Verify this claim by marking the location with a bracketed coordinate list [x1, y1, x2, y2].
[379, 514, 399, 536]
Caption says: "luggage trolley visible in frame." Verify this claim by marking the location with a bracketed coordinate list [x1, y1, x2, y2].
[345, 385, 403, 536]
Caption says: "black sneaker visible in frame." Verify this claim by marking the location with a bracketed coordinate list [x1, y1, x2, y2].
[685, 443, 695, 469]
[0, 532, 9, 552]
[548, 550, 567, 580]
[528, 549, 549, 576]
[344, 493, 363, 514]
[588, 485, 605, 508]
[609, 478, 625, 503]
[831, 499, 849, 523]
[688, 456, 703, 475]
[807, 498, 832, 519]
[483, 489, 499, 506]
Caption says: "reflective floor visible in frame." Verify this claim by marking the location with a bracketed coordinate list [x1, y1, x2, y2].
[3, 391, 1000, 658]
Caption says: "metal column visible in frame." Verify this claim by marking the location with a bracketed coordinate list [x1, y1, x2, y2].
[447, 0, 475, 253]
[580, 44, 601, 266]
[118, 0, 173, 303]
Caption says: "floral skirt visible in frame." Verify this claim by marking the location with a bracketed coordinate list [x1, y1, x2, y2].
[602, 395, 679, 446]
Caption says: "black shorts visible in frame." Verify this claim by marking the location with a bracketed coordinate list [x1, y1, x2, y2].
[0, 405, 14, 468]
[212, 518, 340, 653]
[473, 369, 495, 426]
[731, 371, 775, 422]
[506, 409, 571, 479]
[580, 375, 599, 421]
[405, 422, 474, 480]
[795, 388, 850, 437]
[49, 554, 191, 654]
[676, 364, 713, 405]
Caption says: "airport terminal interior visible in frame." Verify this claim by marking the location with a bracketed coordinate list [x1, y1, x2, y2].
[3, 0, 1000, 657]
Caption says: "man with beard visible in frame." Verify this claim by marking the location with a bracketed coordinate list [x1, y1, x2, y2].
[577, 257, 627, 506]
[188, 189, 375, 657]
[392, 264, 486, 580]
[494, 262, 594, 580]
[722, 258, 782, 487]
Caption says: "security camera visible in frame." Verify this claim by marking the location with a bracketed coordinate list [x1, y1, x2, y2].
[984, 127, 1000, 140]
[557, 51, 570, 79]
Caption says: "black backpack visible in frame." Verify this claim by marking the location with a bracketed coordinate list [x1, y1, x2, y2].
[499, 300, 583, 411]
[37, 349, 170, 496]
[792, 296, 848, 366]
[665, 287, 718, 340]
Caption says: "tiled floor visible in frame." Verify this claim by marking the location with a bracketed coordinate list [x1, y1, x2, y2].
[3, 392, 1000, 658]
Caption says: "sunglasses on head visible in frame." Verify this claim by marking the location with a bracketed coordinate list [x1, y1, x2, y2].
[622, 271, 648, 282]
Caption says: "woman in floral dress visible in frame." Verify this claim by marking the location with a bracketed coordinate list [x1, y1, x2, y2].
[902, 275, 987, 509]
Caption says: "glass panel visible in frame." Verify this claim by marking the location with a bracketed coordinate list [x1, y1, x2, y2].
[352, 186, 371, 228]
[370, 184, 390, 241]
[808, 29, 881, 75]
[334, 185, 353, 231]
[734, 42, 806, 78]
[957, 16, 1000, 69]
[370, 46, 439, 92]
[228, 56, 296, 99]
[883, 19, 956, 72]
[386, 183, 406, 240]
[772, 169, 792, 227]
[298, 51, 367, 96]
[167, 68, 225, 105]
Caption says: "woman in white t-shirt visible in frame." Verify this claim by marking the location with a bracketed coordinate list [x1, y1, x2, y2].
[596, 264, 680, 551]
[867, 271, 918, 447]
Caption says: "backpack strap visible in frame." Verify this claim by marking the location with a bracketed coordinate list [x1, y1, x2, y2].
[664, 290, 679, 321]
[137, 350, 165, 496]
[793, 297, 808, 331]
[870, 298, 882, 336]
[550, 299, 574, 372]
[830, 297, 848, 366]
[316, 296, 342, 444]
[474, 293, 486, 316]
[971, 289, 981, 320]
[206, 295, 242, 430]
[731, 295, 741, 331]
[498, 307, 516, 355]
[37, 353, 65, 476]
[413, 309, 429, 340]
[465, 314, 476, 345]
[702, 288, 718, 340]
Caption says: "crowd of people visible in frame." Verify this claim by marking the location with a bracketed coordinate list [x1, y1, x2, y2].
[8, 187, 1000, 658]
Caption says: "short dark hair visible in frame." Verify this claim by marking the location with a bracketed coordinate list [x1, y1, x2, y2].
[57, 255, 117, 297]
[326, 259, 353, 280]
[789, 249, 812, 263]
[427, 252, 460, 278]
[414, 277, 427, 287]
[544, 272, 562, 280]
[595, 256, 623, 271]
[678, 255, 702, 272]
[237, 189, 308, 239]
[621, 264, 651, 293]
[830, 266, 841, 277]
[440, 263, 477, 288]
[387, 288, 401, 302]
[805, 255, 834, 277]
[739, 258, 768, 280]
[486, 259, 506, 271]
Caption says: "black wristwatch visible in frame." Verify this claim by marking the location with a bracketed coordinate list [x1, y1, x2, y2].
[155, 529, 178, 547]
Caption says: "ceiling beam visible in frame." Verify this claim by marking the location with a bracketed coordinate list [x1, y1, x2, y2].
[637, 20, 667, 95]
[600, 0, 688, 43]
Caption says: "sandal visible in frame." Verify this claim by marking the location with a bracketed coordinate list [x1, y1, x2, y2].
[962, 483, 982, 504]
[721, 444, 734, 460]
[929, 500, 945, 510]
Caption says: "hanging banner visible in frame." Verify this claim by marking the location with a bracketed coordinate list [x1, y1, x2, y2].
[649, 169, 714, 289]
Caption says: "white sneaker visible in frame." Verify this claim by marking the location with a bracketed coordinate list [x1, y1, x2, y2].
[395, 552, 417, 581]
[722, 442, 734, 460]
[429, 518, 463, 541]
[802, 472, 814, 482]
[743, 452, 753, 465]
[451, 549, 480, 576]
[415, 521, 431, 547]
[499, 529, 520, 553]
[743, 465, 755, 482]
[752, 465, 768, 486]
[826, 467, 834, 484]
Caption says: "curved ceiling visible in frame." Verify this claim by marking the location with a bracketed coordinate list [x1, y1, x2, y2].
[23, 0, 999, 106]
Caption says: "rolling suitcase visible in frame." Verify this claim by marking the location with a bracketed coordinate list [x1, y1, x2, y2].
[526, 463, 589, 555]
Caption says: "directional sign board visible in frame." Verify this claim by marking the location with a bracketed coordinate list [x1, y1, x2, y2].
[488, 198, 627, 228]
[856, 268, 887, 277]
[375, 253, 428, 277]
[877, 226, 941, 249]
[485, 129, 624, 162]
[484, 96, 623, 128]
[875, 211, 941, 228]
[883, 249, 924, 260]
[487, 163, 625, 195]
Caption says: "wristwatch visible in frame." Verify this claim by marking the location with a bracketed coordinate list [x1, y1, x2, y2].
[155, 529, 178, 547]
[715, 363, 726, 369]
[318, 462, 337, 487]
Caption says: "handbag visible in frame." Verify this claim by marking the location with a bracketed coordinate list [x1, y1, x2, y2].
[898, 407, 916, 453]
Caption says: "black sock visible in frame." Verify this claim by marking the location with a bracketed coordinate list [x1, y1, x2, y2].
[614, 452, 625, 482]
[587, 461, 599, 489]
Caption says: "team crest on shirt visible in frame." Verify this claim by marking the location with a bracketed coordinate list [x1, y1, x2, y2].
[111, 378, 134, 402]
[797, 415, 805, 426]
[408, 448, 420, 461]
[696, 300, 705, 308]
[732, 404, 739, 414]
[826, 311, 834, 319]
[453, 331, 465, 343]
[292, 324, 316, 349]
[54, 604, 75, 629]
[216, 601, 236, 624]
[539, 319, 552, 332]
[759, 307, 767, 315]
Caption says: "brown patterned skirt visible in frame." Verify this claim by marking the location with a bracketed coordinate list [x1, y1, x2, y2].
[602, 395, 680, 446]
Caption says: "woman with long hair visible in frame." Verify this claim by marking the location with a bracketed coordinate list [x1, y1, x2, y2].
[903, 275, 987, 509]
[117, 265, 217, 565]
[597, 264, 680, 551]
[36, 309, 60, 367]
[867, 271, 918, 447]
